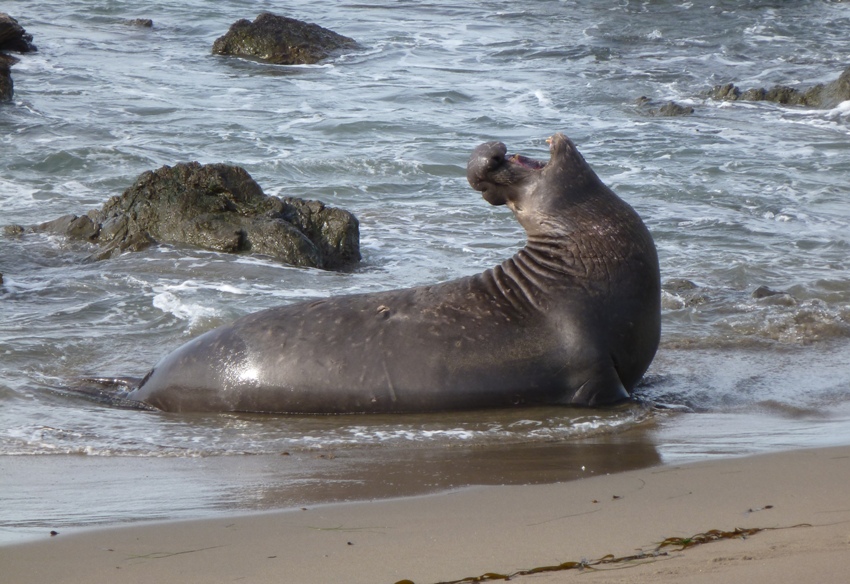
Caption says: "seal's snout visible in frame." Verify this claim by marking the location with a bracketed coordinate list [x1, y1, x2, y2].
[467, 138, 554, 206]
[467, 141, 510, 205]
[466, 142, 507, 186]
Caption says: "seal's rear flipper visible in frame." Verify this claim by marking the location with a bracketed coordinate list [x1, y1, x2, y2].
[55, 376, 156, 410]
[568, 368, 630, 406]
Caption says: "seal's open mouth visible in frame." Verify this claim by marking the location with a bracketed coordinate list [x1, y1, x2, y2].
[508, 154, 546, 170]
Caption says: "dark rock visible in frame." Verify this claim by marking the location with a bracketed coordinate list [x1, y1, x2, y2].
[752, 285, 796, 307]
[661, 278, 709, 309]
[124, 19, 153, 28]
[709, 82, 740, 101]
[26, 162, 360, 270]
[278, 197, 362, 269]
[636, 97, 694, 116]
[89, 231, 156, 262]
[663, 278, 700, 293]
[0, 13, 37, 53]
[3, 224, 24, 236]
[752, 285, 784, 299]
[0, 14, 36, 102]
[212, 12, 358, 65]
[657, 101, 694, 116]
[0, 53, 14, 102]
[816, 66, 850, 108]
[709, 66, 850, 109]
[38, 214, 101, 241]
[738, 87, 765, 101]
[764, 86, 801, 104]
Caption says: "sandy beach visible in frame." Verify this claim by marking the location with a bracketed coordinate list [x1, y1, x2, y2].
[3, 445, 849, 584]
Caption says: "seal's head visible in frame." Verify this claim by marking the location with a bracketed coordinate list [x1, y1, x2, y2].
[467, 132, 601, 200]
[467, 133, 606, 234]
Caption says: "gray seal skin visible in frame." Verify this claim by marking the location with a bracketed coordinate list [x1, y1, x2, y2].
[125, 133, 661, 413]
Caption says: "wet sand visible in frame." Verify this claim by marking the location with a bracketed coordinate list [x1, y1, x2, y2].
[3, 445, 849, 584]
[0, 430, 664, 544]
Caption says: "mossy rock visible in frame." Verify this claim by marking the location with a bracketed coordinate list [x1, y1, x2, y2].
[24, 162, 361, 270]
[212, 12, 358, 65]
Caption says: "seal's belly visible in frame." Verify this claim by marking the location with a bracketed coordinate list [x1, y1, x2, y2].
[230, 285, 568, 412]
[134, 279, 570, 413]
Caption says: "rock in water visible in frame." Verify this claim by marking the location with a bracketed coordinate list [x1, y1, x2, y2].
[212, 12, 358, 65]
[20, 162, 360, 270]
[709, 66, 850, 109]
[0, 54, 14, 102]
[0, 13, 37, 102]
[0, 13, 37, 53]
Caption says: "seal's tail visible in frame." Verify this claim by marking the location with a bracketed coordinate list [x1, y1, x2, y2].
[56, 376, 157, 410]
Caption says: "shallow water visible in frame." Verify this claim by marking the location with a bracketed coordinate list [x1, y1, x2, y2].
[2, 0, 850, 542]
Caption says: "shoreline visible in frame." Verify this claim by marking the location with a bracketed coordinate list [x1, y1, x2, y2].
[3, 445, 850, 583]
[0, 427, 665, 545]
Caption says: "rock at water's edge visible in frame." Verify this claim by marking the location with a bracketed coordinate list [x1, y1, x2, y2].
[212, 12, 358, 65]
[0, 12, 36, 53]
[0, 13, 37, 53]
[0, 53, 15, 101]
[709, 66, 850, 109]
[0, 13, 37, 102]
[636, 97, 695, 116]
[14, 162, 361, 270]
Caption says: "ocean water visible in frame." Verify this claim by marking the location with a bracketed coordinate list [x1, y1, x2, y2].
[2, 0, 850, 541]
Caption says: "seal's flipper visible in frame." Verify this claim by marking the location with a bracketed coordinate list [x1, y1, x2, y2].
[568, 366, 630, 406]
[55, 376, 156, 410]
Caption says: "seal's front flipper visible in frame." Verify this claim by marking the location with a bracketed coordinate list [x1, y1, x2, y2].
[568, 366, 629, 406]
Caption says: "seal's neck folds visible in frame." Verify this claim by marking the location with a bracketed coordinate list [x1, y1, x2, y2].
[468, 133, 647, 313]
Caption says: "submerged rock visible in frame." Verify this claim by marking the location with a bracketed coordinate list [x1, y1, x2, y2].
[636, 97, 695, 116]
[212, 12, 358, 65]
[3, 224, 23, 236]
[661, 278, 709, 309]
[752, 285, 796, 307]
[124, 18, 153, 28]
[16, 162, 361, 270]
[709, 66, 850, 109]
[752, 285, 784, 299]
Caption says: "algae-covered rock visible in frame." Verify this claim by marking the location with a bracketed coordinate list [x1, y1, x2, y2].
[20, 162, 361, 270]
[709, 66, 850, 109]
[212, 12, 358, 65]
[635, 97, 695, 116]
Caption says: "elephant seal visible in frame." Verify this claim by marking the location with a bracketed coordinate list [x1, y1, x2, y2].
[121, 133, 660, 413]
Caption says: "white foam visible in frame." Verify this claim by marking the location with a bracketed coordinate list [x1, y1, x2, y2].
[152, 291, 219, 326]
[825, 99, 850, 119]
